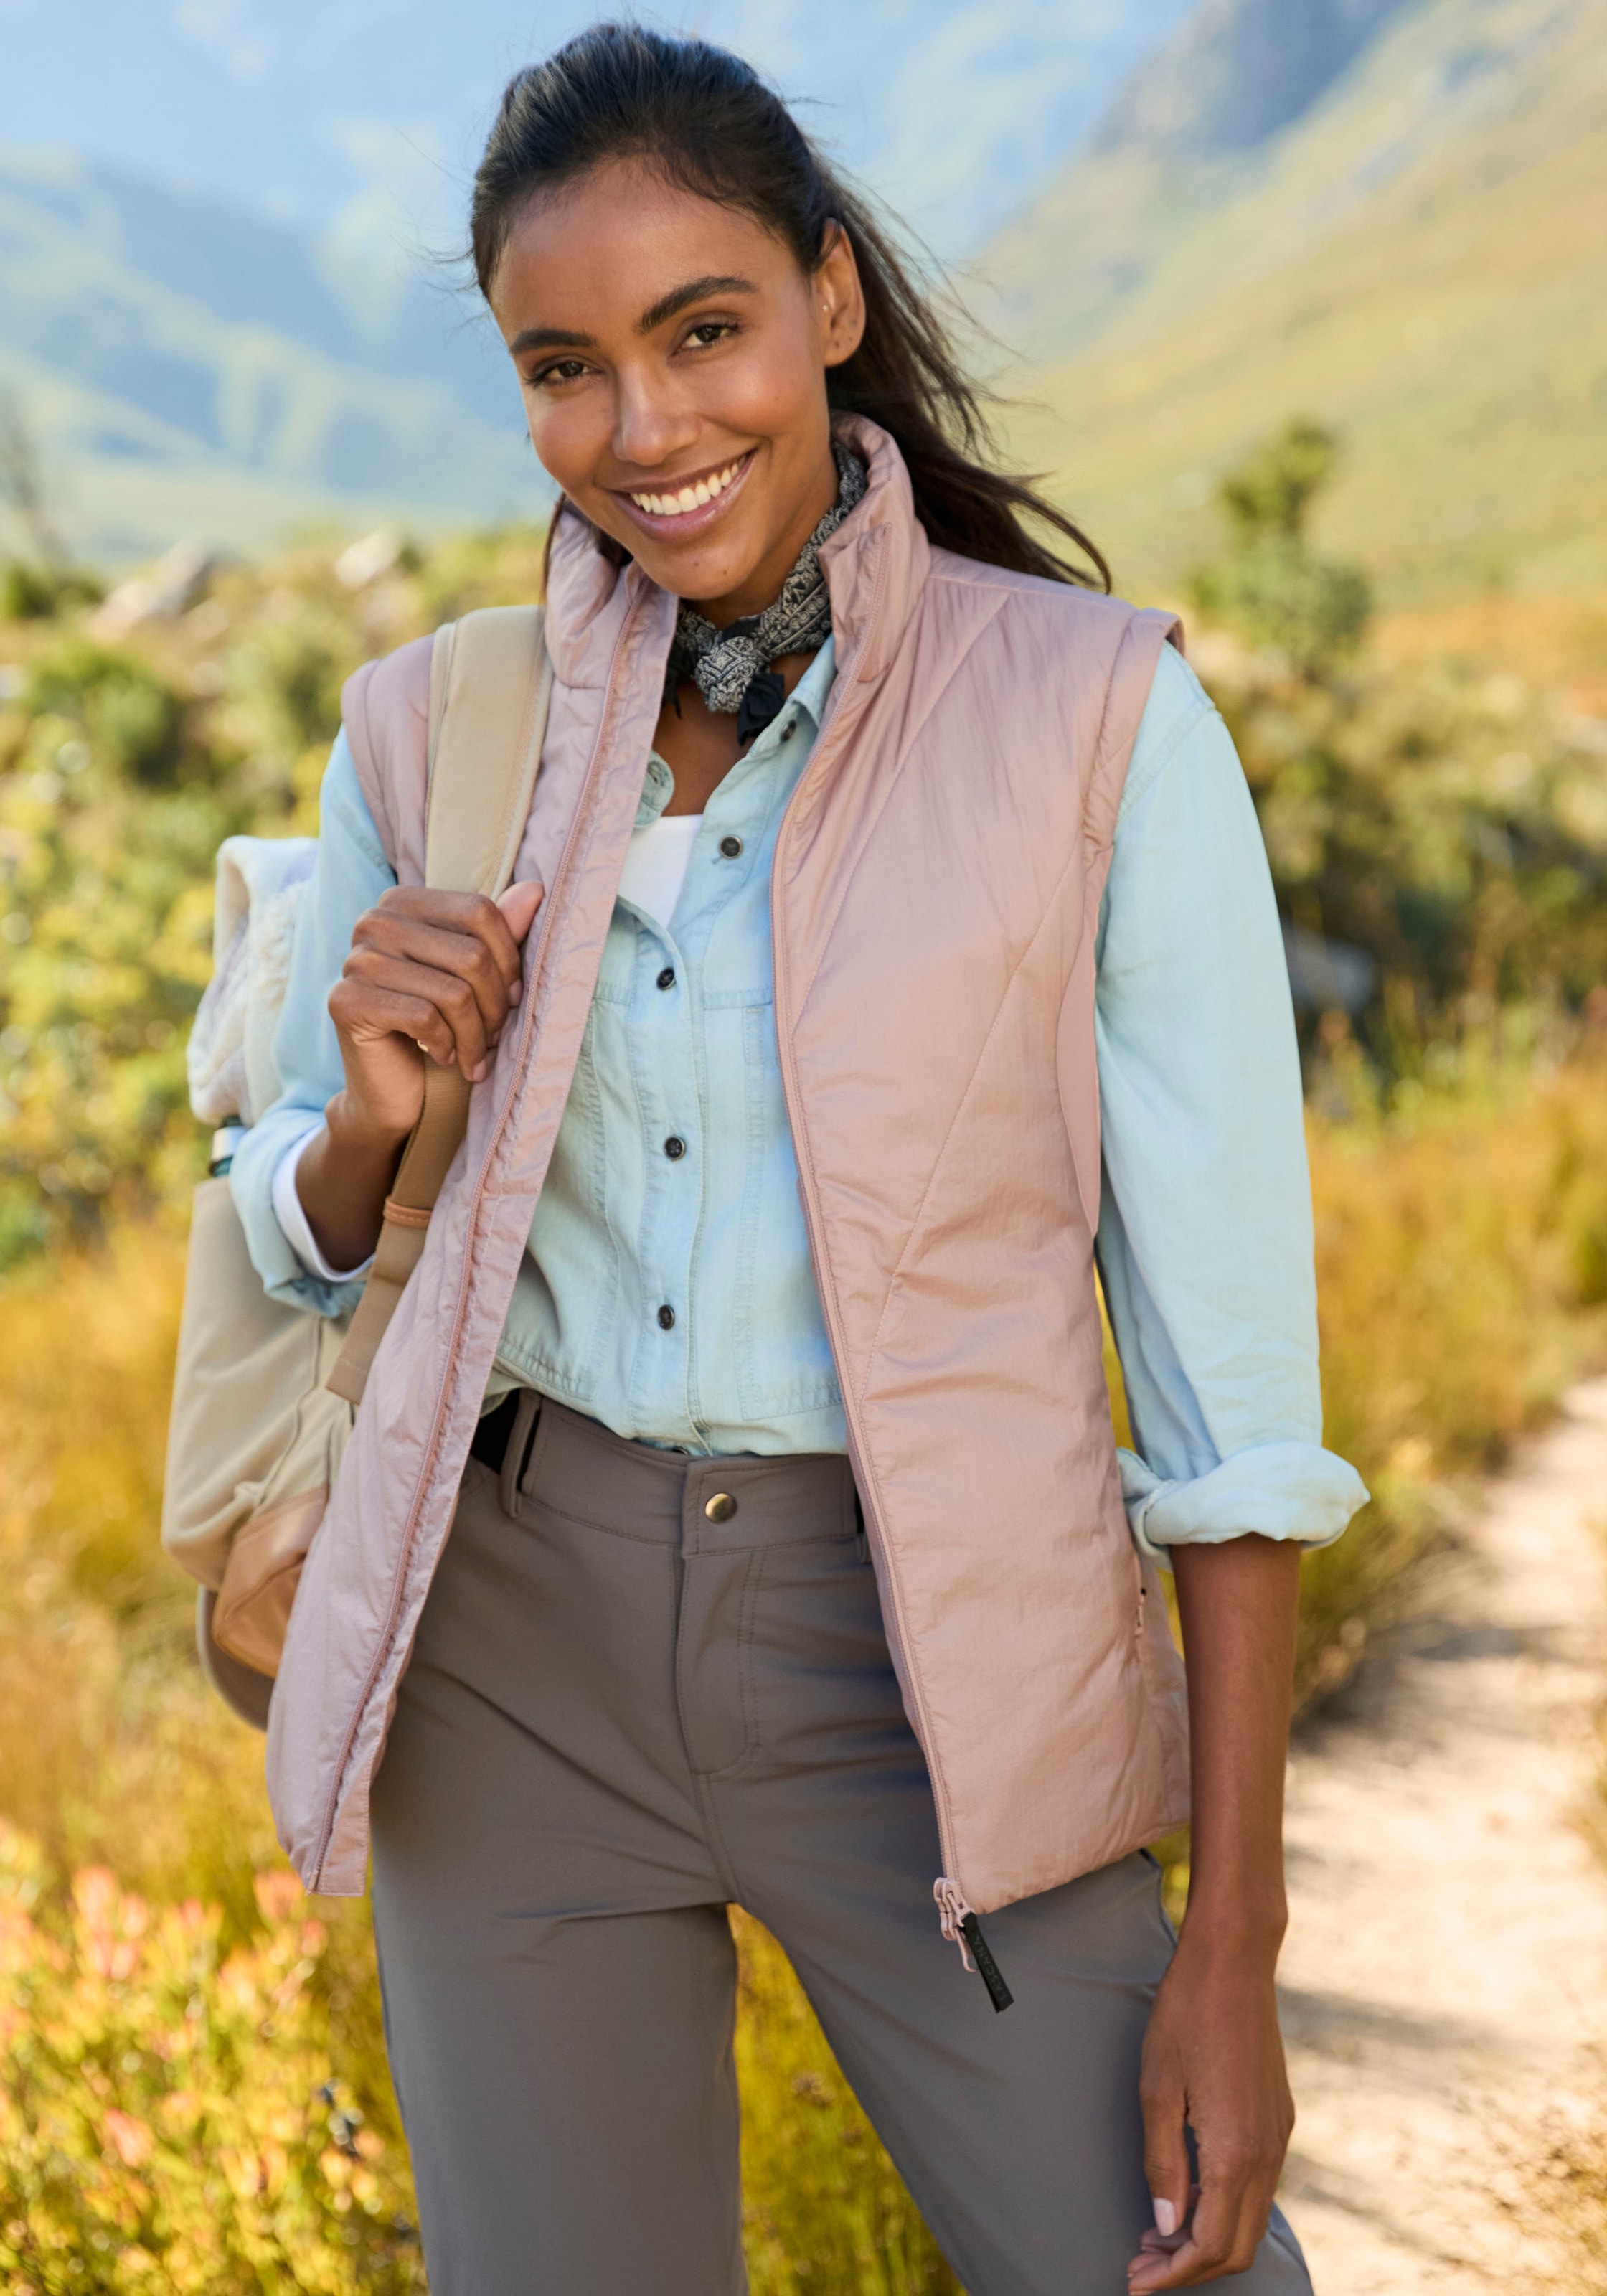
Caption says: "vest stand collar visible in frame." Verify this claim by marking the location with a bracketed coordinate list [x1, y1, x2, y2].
[542, 417, 928, 701]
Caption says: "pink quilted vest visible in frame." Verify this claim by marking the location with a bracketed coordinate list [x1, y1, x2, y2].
[266, 417, 1190, 1921]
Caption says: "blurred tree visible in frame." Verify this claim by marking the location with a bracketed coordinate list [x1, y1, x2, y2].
[1190, 418, 1372, 676]
[0, 390, 103, 620]
[1187, 420, 1607, 1066]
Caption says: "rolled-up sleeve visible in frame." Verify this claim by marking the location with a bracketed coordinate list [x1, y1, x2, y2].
[229, 731, 396, 1317]
[1095, 645, 1367, 1561]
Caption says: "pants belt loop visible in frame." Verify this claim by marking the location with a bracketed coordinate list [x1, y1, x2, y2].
[499, 1389, 544, 1517]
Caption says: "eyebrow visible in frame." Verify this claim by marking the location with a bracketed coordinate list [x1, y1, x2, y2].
[507, 274, 758, 359]
[634, 273, 758, 334]
[508, 324, 594, 356]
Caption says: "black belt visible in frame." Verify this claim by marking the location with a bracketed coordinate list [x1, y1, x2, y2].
[470, 1389, 525, 1473]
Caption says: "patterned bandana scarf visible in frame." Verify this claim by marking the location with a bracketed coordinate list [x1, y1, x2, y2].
[664, 443, 867, 745]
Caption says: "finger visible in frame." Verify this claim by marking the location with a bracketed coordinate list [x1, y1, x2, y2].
[1222, 2165, 1281, 2281]
[1139, 2071, 1192, 2261]
[1129, 2158, 1245, 2290]
[496, 879, 545, 946]
[355, 917, 512, 1040]
[496, 880, 545, 1000]
[1134, 2187, 1197, 2255]
[344, 956, 492, 1081]
[331, 982, 456, 1073]
[1197, 2121, 1282, 2281]
[375, 887, 529, 996]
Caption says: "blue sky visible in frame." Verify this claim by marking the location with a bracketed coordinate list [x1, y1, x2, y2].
[0, 0, 1191, 261]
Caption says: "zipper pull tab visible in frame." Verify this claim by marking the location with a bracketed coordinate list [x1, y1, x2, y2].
[933, 1878, 1014, 2013]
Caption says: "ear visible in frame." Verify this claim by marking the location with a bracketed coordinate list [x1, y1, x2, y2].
[816, 221, 867, 370]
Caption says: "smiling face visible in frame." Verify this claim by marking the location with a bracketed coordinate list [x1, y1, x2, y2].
[487, 157, 867, 624]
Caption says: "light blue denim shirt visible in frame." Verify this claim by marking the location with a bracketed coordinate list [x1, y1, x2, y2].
[231, 639, 1366, 1555]
[496, 644, 842, 1446]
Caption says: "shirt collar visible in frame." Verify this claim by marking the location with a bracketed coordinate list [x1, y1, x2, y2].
[636, 635, 837, 826]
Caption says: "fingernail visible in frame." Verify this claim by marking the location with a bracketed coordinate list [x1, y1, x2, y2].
[509, 979, 523, 1004]
[1154, 2199, 1179, 2238]
[469, 1061, 486, 1083]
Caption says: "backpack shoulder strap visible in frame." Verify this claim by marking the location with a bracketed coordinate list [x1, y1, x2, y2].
[424, 604, 555, 894]
[327, 605, 552, 1406]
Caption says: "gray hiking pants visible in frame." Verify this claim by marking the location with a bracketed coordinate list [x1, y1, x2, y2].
[368, 1395, 1312, 2296]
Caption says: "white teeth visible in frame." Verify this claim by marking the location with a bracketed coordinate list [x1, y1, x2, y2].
[631, 458, 744, 517]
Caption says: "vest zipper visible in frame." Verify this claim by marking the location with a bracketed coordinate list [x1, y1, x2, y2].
[769, 535, 1009, 2002]
[308, 596, 648, 1890]
[933, 1878, 1014, 2012]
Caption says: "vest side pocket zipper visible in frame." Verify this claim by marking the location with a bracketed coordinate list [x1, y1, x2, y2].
[934, 1878, 1014, 2013]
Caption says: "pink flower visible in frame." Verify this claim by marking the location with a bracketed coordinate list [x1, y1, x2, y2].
[72, 1868, 117, 1927]
[253, 1870, 302, 1923]
[103, 2109, 154, 2168]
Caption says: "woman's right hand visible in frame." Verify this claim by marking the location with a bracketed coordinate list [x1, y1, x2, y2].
[328, 880, 546, 1143]
[295, 880, 544, 1274]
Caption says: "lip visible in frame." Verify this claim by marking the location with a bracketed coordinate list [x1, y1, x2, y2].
[608, 448, 757, 542]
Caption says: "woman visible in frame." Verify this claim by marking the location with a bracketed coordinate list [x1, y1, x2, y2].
[235, 24, 1365, 2295]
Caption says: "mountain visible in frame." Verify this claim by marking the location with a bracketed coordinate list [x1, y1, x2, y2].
[0, 1, 1197, 269]
[0, 0, 1197, 568]
[0, 150, 535, 564]
[982, 0, 1607, 602]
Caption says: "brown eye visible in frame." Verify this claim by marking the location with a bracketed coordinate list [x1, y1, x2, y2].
[534, 358, 588, 387]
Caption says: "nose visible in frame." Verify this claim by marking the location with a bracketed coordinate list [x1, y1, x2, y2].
[612, 365, 698, 476]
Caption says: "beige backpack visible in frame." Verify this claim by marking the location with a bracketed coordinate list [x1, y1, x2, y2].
[161, 606, 552, 1726]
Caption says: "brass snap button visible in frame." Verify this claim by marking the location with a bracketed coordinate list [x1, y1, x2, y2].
[704, 1492, 737, 1523]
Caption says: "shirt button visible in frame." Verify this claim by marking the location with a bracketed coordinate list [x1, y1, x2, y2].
[656, 1304, 676, 1330]
[780, 723, 795, 743]
[664, 1135, 686, 1160]
[656, 966, 676, 991]
[704, 1492, 737, 1523]
[719, 834, 743, 859]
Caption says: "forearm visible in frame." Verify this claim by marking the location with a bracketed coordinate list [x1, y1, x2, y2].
[1171, 1535, 1300, 1959]
[296, 1093, 409, 1271]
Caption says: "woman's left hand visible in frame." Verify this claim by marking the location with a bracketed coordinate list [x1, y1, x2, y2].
[1126, 1927, 1295, 2289]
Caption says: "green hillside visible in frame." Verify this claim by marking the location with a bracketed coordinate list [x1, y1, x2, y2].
[986, 0, 1607, 603]
[0, 152, 537, 564]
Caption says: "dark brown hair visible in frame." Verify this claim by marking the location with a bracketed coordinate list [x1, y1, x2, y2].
[471, 22, 1109, 591]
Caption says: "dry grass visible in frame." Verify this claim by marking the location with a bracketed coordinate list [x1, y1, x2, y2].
[1300, 1058, 1607, 1696]
[1522, 2107, 1607, 2293]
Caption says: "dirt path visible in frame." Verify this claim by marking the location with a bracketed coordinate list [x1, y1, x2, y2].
[1278, 1375, 1607, 2291]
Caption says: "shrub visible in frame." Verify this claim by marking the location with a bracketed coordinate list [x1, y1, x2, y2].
[1189, 423, 1607, 1062]
[0, 563, 103, 623]
[0, 1832, 423, 2293]
[1189, 420, 1372, 676]
[24, 646, 184, 788]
